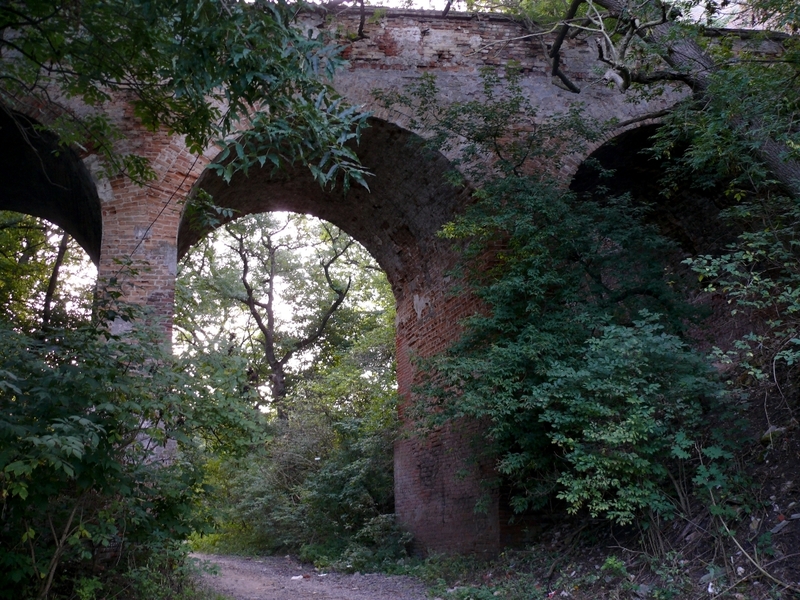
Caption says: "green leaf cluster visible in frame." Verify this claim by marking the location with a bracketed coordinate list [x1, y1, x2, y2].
[1, 0, 370, 188]
[0, 300, 263, 598]
[649, 15, 800, 400]
[651, 28, 800, 194]
[0, 212, 93, 331]
[687, 192, 800, 384]
[176, 212, 391, 411]
[195, 308, 404, 568]
[538, 316, 723, 523]
[421, 175, 730, 523]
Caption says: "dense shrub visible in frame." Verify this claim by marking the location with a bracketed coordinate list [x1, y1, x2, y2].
[0, 303, 261, 598]
[375, 66, 741, 526]
[418, 174, 737, 523]
[197, 398, 406, 569]
[192, 293, 407, 570]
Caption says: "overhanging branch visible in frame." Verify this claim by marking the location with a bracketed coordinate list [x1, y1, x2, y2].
[548, 0, 584, 94]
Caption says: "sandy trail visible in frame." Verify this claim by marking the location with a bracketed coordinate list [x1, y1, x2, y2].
[193, 553, 430, 600]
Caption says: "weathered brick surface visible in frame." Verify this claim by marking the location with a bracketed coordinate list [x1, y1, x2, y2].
[1, 9, 690, 554]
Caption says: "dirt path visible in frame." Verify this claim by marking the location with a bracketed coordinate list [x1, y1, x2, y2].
[193, 553, 431, 600]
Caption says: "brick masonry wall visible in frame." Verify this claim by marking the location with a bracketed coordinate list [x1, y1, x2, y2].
[2, 9, 691, 554]
[394, 256, 501, 554]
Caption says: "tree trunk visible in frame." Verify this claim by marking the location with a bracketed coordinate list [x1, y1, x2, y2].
[42, 232, 69, 327]
[270, 366, 288, 420]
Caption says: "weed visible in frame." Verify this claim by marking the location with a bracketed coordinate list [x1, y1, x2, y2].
[75, 577, 102, 600]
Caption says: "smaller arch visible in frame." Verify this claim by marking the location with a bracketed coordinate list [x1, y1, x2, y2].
[0, 108, 102, 264]
[570, 125, 663, 195]
[570, 124, 735, 255]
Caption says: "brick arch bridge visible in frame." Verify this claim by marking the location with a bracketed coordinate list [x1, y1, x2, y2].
[1, 9, 688, 554]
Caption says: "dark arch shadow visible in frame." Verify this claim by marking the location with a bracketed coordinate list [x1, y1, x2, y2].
[570, 125, 735, 255]
[0, 108, 102, 264]
[177, 118, 471, 300]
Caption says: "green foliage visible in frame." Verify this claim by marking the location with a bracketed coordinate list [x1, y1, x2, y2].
[539, 315, 724, 522]
[600, 555, 628, 579]
[0, 212, 93, 331]
[645, 551, 693, 599]
[391, 547, 695, 600]
[422, 177, 728, 523]
[74, 577, 102, 600]
[650, 14, 800, 391]
[743, 0, 800, 30]
[687, 193, 800, 387]
[648, 10, 800, 195]
[462, 0, 584, 26]
[330, 514, 413, 572]
[176, 212, 391, 413]
[0, 298, 262, 598]
[380, 69, 736, 524]
[652, 61, 800, 195]
[190, 265, 405, 569]
[197, 380, 404, 569]
[1, 0, 369, 189]
[179, 209, 403, 568]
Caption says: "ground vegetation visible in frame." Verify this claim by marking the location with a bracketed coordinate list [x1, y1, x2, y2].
[0, 280, 264, 599]
[378, 67, 729, 521]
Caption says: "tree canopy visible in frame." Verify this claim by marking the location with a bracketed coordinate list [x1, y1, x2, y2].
[0, 212, 94, 331]
[0, 0, 369, 189]
[176, 212, 391, 416]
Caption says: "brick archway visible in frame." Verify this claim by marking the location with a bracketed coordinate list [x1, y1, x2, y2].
[0, 109, 102, 263]
[178, 119, 469, 292]
[178, 118, 500, 552]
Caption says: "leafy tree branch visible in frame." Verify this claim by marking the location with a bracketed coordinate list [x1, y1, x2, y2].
[0, 0, 370, 189]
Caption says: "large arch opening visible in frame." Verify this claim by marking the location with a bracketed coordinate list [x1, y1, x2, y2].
[176, 118, 500, 554]
[175, 209, 399, 558]
[0, 109, 102, 264]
